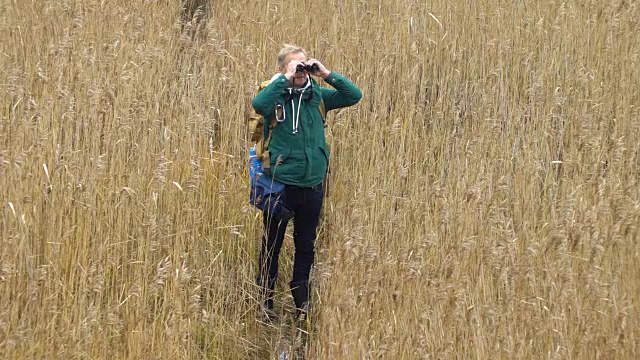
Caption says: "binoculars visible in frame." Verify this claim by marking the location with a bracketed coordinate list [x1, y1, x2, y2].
[296, 63, 320, 73]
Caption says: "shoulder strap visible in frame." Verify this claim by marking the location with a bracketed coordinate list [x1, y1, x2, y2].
[258, 79, 271, 90]
[318, 99, 326, 123]
[255, 79, 276, 143]
[263, 117, 277, 151]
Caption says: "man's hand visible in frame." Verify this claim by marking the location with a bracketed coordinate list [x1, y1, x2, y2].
[306, 59, 331, 79]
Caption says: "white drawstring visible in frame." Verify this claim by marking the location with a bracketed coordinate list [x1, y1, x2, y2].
[292, 98, 296, 133]
[293, 93, 304, 134]
[291, 76, 311, 134]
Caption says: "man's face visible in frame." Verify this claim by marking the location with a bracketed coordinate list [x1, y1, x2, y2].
[280, 51, 308, 88]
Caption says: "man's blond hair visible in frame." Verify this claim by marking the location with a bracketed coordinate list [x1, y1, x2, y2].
[277, 45, 307, 67]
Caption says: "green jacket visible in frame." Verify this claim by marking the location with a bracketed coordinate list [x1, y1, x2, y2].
[252, 72, 362, 187]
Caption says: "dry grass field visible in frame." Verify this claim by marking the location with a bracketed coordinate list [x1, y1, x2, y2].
[1, 0, 639, 359]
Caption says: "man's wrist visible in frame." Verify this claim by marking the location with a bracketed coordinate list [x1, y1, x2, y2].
[320, 70, 332, 79]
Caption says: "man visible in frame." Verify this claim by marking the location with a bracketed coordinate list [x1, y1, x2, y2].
[252, 45, 362, 322]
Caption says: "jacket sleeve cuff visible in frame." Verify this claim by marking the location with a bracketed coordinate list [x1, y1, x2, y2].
[324, 71, 339, 83]
[276, 73, 289, 84]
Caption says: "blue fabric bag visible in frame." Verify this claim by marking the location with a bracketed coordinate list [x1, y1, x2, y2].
[249, 147, 293, 221]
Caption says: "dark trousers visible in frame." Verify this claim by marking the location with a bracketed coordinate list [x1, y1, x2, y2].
[257, 184, 324, 309]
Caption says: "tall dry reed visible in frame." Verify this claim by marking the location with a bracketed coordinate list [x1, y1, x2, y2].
[1, 0, 639, 358]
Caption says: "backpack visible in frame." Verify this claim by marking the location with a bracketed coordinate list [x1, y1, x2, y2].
[247, 80, 328, 218]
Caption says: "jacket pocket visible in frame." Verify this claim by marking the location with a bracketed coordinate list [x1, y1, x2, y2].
[271, 148, 291, 168]
[270, 148, 305, 181]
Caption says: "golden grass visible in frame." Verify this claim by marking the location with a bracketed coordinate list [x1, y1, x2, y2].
[1, 0, 639, 358]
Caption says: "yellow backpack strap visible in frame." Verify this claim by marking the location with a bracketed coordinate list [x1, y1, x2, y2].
[319, 98, 331, 196]
[260, 117, 278, 173]
[256, 79, 277, 172]
[319, 99, 326, 124]
[263, 117, 278, 151]
[259, 80, 271, 91]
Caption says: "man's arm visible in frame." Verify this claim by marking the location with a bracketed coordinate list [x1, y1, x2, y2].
[303, 59, 362, 111]
[319, 72, 363, 111]
[253, 60, 306, 116]
[251, 74, 289, 117]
